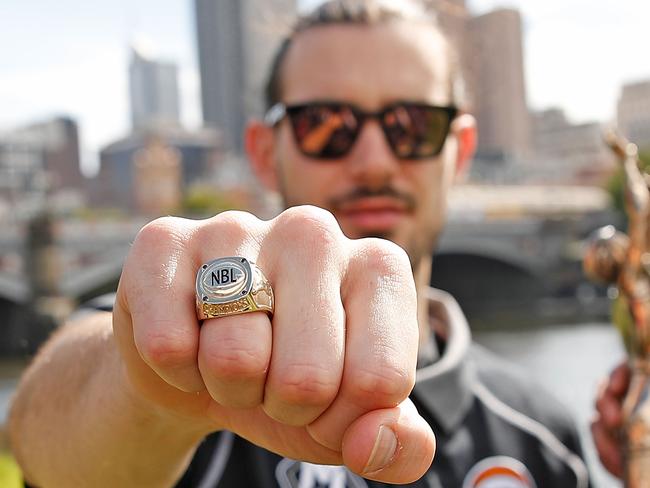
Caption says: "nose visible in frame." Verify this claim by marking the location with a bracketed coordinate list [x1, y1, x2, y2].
[346, 119, 399, 189]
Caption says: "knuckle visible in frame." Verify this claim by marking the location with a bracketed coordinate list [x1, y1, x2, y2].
[124, 217, 196, 300]
[210, 209, 260, 228]
[202, 339, 268, 380]
[351, 239, 416, 304]
[134, 216, 193, 253]
[348, 363, 414, 405]
[271, 364, 339, 406]
[279, 205, 339, 227]
[138, 325, 196, 370]
[198, 210, 262, 249]
[274, 206, 344, 254]
[358, 238, 410, 277]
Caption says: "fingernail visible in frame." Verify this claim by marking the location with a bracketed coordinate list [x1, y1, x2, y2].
[363, 425, 398, 474]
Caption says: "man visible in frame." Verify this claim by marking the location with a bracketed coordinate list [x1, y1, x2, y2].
[8, 1, 589, 487]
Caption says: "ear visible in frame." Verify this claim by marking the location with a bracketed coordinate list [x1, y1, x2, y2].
[450, 114, 477, 181]
[245, 119, 280, 192]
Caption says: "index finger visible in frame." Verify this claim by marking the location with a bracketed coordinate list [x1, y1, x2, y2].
[118, 216, 205, 393]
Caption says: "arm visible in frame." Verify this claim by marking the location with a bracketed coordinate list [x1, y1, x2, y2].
[8, 312, 210, 488]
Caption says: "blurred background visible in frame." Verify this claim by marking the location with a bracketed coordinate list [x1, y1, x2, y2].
[2, 0, 649, 486]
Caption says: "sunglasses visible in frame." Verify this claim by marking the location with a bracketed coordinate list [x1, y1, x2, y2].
[264, 101, 457, 160]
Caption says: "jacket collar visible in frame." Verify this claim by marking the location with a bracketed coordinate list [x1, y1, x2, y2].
[413, 287, 476, 434]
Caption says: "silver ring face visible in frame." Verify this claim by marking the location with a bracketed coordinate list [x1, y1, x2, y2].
[196, 257, 254, 305]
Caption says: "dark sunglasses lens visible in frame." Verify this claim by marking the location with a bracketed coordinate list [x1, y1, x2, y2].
[383, 105, 452, 158]
[286, 104, 360, 158]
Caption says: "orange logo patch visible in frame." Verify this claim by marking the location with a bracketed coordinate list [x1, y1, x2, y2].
[462, 456, 536, 488]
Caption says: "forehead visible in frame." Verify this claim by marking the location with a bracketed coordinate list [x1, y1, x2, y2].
[281, 22, 451, 108]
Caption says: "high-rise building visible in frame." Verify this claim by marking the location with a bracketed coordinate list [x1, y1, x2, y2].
[469, 9, 530, 163]
[425, 2, 531, 164]
[426, 0, 474, 107]
[195, 0, 297, 152]
[618, 80, 650, 151]
[129, 44, 181, 131]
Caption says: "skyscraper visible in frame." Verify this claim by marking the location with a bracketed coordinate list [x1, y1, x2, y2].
[427, 1, 531, 164]
[129, 43, 181, 131]
[469, 9, 530, 162]
[195, 0, 297, 152]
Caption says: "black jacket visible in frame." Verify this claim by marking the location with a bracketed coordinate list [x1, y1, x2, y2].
[175, 288, 589, 488]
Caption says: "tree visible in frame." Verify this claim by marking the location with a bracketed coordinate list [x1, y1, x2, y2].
[181, 185, 250, 217]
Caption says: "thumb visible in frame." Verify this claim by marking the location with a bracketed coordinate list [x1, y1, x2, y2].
[341, 399, 435, 483]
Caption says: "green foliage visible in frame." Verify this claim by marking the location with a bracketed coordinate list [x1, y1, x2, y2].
[181, 185, 248, 217]
[72, 207, 128, 221]
[607, 150, 650, 217]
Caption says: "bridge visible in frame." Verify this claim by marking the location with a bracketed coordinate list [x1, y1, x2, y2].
[432, 185, 616, 326]
[0, 184, 617, 352]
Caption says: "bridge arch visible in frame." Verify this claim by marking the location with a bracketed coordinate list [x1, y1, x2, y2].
[430, 251, 551, 328]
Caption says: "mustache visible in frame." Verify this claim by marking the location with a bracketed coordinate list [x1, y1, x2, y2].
[328, 186, 416, 211]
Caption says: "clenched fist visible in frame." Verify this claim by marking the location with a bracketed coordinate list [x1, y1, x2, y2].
[113, 205, 435, 483]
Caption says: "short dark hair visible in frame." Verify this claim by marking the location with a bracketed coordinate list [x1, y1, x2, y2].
[264, 0, 466, 111]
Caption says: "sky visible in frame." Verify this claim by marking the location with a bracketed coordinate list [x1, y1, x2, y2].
[1, 0, 649, 175]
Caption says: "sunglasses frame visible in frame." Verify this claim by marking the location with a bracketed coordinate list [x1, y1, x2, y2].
[264, 101, 458, 160]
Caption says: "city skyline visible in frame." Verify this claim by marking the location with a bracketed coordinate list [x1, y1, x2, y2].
[1, 0, 649, 174]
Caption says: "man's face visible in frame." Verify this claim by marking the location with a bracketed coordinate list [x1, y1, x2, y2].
[269, 22, 463, 268]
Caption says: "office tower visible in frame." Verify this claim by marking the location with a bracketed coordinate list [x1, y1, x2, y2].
[426, 0, 473, 108]
[129, 44, 181, 131]
[469, 9, 531, 162]
[618, 79, 650, 151]
[425, 2, 531, 164]
[195, 0, 297, 151]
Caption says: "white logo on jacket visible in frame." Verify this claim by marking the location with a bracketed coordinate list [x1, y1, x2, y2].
[275, 459, 368, 488]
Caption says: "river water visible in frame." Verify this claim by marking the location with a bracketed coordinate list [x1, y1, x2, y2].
[0, 324, 624, 487]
